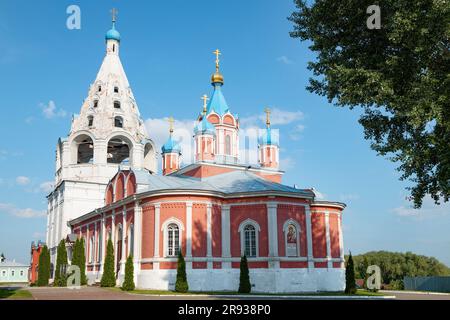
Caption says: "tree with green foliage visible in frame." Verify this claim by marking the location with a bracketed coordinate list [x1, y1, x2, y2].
[238, 255, 251, 293]
[54, 240, 68, 287]
[121, 255, 135, 291]
[289, 0, 450, 208]
[37, 245, 50, 287]
[79, 238, 87, 285]
[175, 251, 188, 293]
[71, 238, 87, 285]
[101, 239, 116, 287]
[345, 252, 357, 294]
[351, 251, 450, 288]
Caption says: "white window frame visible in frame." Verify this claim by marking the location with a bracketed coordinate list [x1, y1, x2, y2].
[283, 219, 301, 257]
[238, 219, 261, 258]
[161, 218, 184, 258]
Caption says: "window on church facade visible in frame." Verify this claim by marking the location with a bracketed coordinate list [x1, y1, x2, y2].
[114, 86, 119, 93]
[244, 225, 257, 257]
[114, 101, 121, 109]
[93, 100, 98, 108]
[167, 224, 180, 257]
[114, 116, 123, 128]
[88, 116, 94, 127]
[225, 135, 231, 155]
[98, 85, 102, 92]
[107, 137, 130, 164]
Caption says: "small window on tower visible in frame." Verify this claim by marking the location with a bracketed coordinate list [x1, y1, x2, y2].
[114, 101, 121, 109]
[114, 87, 119, 93]
[93, 100, 98, 108]
[98, 85, 102, 92]
[88, 116, 94, 127]
[114, 116, 123, 128]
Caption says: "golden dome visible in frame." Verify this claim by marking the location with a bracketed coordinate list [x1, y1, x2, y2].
[211, 71, 224, 84]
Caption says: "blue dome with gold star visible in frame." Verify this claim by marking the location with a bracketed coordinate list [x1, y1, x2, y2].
[194, 117, 216, 135]
[162, 136, 181, 154]
[259, 127, 279, 146]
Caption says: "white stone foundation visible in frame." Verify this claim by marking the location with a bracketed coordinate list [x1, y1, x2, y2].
[136, 268, 345, 293]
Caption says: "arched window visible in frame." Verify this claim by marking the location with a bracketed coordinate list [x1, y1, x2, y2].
[114, 116, 123, 128]
[114, 101, 121, 109]
[283, 220, 301, 257]
[88, 115, 94, 127]
[225, 135, 231, 155]
[167, 224, 180, 257]
[72, 134, 94, 164]
[107, 137, 130, 164]
[93, 100, 98, 108]
[238, 219, 260, 258]
[244, 225, 257, 257]
[114, 86, 119, 93]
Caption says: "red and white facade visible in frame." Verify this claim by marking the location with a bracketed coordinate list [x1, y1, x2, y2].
[58, 18, 347, 293]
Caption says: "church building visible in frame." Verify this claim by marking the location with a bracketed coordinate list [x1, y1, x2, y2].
[48, 14, 346, 293]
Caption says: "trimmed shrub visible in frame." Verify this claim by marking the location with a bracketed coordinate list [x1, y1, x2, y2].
[37, 246, 50, 287]
[238, 255, 251, 293]
[101, 239, 116, 287]
[175, 251, 188, 292]
[54, 239, 68, 287]
[121, 255, 135, 291]
[345, 252, 357, 294]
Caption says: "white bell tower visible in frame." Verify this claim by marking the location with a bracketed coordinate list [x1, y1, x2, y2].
[46, 11, 157, 269]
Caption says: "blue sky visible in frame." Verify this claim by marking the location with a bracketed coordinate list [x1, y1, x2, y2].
[0, 0, 449, 266]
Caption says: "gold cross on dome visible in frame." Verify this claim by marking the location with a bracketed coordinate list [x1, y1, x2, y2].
[201, 94, 209, 114]
[111, 8, 118, 23]
[264, 107, 271, 127]
[168, 116, 174, 133]
[213, 49, 221, 71]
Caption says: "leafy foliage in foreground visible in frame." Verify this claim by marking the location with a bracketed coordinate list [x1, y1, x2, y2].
[289, 0, 450, 208]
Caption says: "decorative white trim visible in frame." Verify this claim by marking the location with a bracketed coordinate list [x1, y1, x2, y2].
[325, 211, 332, 269]
[206, 203, 212, 269]
[153, 203, 161, 268]
[282, 218, 301, 257]
[186, 201, 193, 261]
[305, 206, 314, 269]
[221, 204, 231, 268]
[266, 202, 278, 266]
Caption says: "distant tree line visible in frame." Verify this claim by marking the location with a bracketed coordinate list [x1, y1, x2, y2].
[347, 251, 450, 289]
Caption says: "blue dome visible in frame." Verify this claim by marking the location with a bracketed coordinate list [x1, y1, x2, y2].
[259, 127, 279, 146]
[194, 117, 216, 135]
[161, 136, 181, 154]
[105, 24, 121, 42]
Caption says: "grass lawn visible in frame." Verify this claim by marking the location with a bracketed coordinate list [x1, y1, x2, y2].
[0, 288, 33, 300]
[106, 287, 384, 296]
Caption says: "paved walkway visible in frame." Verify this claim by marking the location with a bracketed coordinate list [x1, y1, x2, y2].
[5, 286, 449, 300]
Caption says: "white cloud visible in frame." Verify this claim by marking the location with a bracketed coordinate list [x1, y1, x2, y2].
[276, 55, 294, 65]
[289, 124, 306, 141]
[38, 181, 54, 193]
[145, 117, 196, 165]
[16, 176, 30, 186]
[392, 196, 450, 219]
[240, 108, 304, 127]
[311, 188, 327, 200]
[32, 232, 45, 239]
[280, 157, 296, 171]
[40, 100, 67, 119]
[0, 203, 46, 218]
[339, 193, 360, 201]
